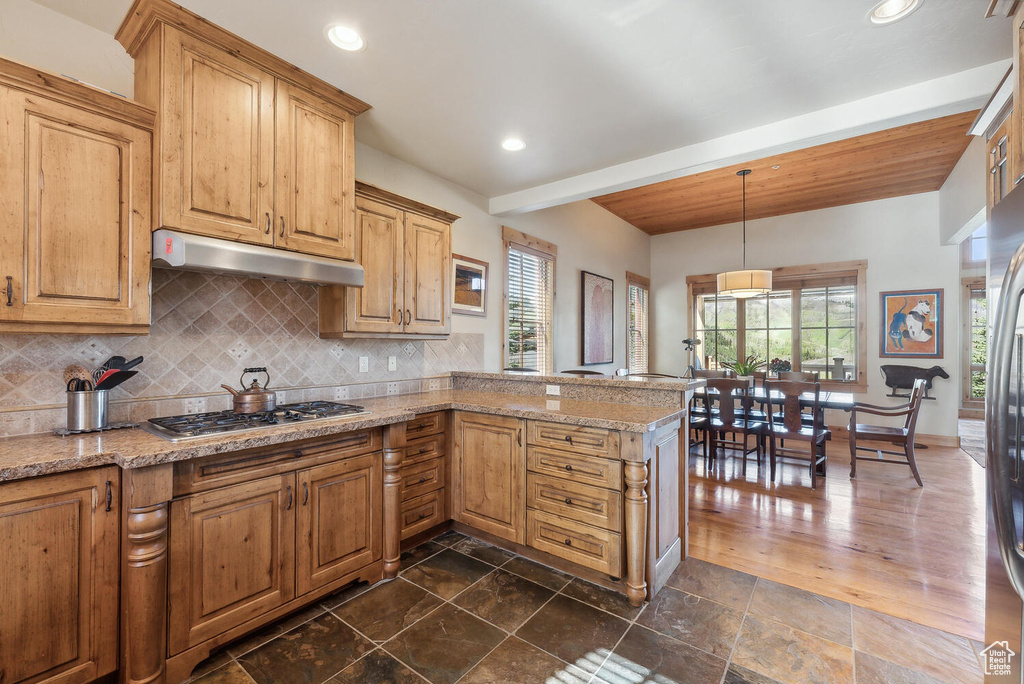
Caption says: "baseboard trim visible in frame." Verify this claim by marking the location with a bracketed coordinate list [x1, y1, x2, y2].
[959, 408, 984, 420]
[831, 425, 960, 448]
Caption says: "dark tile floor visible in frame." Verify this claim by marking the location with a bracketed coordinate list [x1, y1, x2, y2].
[188, 531, 984, 684]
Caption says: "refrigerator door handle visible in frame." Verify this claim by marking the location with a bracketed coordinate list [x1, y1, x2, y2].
[989, 242, 1024, 596]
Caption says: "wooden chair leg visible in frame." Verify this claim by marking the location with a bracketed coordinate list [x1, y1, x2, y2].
[768, 436, 777, 484]
[849, 431, 858, 479]
[809, 440, 817, 489]
[905, 441, 923, 487]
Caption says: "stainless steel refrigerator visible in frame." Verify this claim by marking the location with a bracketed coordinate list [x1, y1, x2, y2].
[986, 183, 1024, 683]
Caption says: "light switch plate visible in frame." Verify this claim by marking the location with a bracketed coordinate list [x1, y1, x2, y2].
[388, 355, 397, 371]
[546, 384, 560, 396]
[359, 356, 369, 373]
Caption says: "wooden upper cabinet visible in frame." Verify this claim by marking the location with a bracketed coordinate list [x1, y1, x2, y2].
[275, 81, 355, 259]
[160, 26, 275, 244]
[1012, 3, 1024, 188]
[0, 61, 153, 334]
[0, 466, 120, 684]
[318, 183, 457, 339]
[452, 412, 526, 544]
[344, 196, 404, 333]
[404, 213, 452, 335]
[117, 0, 368, 259]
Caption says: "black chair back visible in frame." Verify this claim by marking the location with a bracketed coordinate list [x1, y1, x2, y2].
[765, 380, 821, 433]
[705, 378, 751, 428]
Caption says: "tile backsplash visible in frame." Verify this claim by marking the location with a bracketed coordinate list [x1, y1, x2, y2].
[0, 268, 483, 436]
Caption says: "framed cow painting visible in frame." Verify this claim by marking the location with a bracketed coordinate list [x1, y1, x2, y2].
[879, 289, 943, 358]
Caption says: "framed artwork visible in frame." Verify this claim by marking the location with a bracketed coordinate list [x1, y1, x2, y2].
[581, 270, 614, 365]
[452, 254, 488, 316]
[879, 288, 943, 358]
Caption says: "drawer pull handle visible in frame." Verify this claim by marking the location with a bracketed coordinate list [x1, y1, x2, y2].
[565, 435, 573, 445]
[417, 448, 430, 455]
[4, 276, 11, 307]
[518, 429, 523, 447]
[105, 481, 112, 512]
[418, 512, 429, 520]
[418, 476, 427, 483]
[280, 215, 286, 237]
[286, 485, 293, 511]
[564, 497, 573, 505]
[264, 212, 271, 234]
[564, 538, 572, 546]
[302, 482, 309, 506]
[564, 464, 573, 472]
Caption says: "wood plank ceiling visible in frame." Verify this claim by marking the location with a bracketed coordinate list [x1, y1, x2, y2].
[592, 110, 978, 235]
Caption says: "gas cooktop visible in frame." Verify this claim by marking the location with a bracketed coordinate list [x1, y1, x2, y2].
[140, 401, 370, 442]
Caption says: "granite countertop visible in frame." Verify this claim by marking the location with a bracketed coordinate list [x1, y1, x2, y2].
[450, 370, 704, 392]
[0, 389, 687, 482]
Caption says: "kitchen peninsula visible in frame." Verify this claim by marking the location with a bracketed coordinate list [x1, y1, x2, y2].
[0, 374, 698, 684]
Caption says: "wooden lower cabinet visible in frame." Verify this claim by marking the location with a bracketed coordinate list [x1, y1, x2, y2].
[0, 466, 120, 684]
[168, 474, 295, 654]
[296, 453, 382, 595]
[399, 412, 448, 541]
[452, 412, 525, 544]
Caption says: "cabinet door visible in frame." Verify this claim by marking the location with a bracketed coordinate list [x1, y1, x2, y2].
[0, 90, 151, 329]
[168, 474, 295, 654]
[275, 81, 355, 260]
[452, 412, 525, 544]
[1013, 4, 1024, 188]
[161, 27, 275, 245]
[295, 453, 382, 596]
[403, 213, 452, 335]
[0, 466, 119, 684]
[343, 196, 404, 333]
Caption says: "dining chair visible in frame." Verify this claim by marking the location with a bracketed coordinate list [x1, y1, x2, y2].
[559, 369, 605, 375]
[848, 378, 926, 486]
[778, 370, 819, 382]
[705, 378, 766, 468]
[687, 367, 730, 448]
[764, 380, 829, 488]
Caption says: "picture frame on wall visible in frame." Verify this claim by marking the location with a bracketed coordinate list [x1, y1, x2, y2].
[452, 254, 488, 317]
[879, 288, 943, 358]
[581, 270, 614, 365]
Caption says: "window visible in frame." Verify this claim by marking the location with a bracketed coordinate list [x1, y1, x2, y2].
[964, 278, 987, 405]
[989, 114, 1010, 209]
[689, 261, 866, 387]
[504, 226, 556, 373]
[627, 272, 650, 373]
[963, 224, 988, 268]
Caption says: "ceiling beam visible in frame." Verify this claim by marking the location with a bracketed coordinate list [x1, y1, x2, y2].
[487, 60, 1009, 217]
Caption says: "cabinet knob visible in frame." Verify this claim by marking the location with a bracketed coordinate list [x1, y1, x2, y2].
[564, 464, 573, 472]
[565, 435, 573, 444]
[564, 538, 572, 546]
[418, 512, 428, 520]
[564, 497, 573, 506]
[418, 476, 427, 483]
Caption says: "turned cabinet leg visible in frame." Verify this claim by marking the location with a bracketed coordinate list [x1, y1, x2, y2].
[124, 502, 169, 684]
[624, 461, 649, 607]
[383, 422, 407, 578]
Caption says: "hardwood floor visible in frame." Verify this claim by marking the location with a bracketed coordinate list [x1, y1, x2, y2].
[688, 435, 986, 641]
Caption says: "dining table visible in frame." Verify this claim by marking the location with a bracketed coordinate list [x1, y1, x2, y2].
[693, 387, 856, 412]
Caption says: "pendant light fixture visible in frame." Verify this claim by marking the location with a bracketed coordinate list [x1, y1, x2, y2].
[717, 169, 772, 299]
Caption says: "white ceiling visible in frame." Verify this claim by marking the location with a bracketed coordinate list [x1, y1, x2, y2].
[34, 0, 1011, 204]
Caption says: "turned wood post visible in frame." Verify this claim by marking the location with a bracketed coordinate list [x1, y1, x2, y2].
[121, 464, 173, 684]
[623, 460, 649, 607]
[382, 422, 407, 578]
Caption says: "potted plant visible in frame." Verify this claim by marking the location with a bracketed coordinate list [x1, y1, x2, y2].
[768, 357, 791, 376]
[722, 354, 767, 379]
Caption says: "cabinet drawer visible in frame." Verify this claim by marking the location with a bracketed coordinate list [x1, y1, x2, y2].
[527, 446, 622, 491]
[405, 433, 446, 466]
[401, 457, 445, 501]
[527, 473, 621, 533]
[173, 429, 381, 495]
[400, 490, 445, 540]
[527, 421, 620, 459]
[406, 411, 446, 440]
[526, 509, 622, 578]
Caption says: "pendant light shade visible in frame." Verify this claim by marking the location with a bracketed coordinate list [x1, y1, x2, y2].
[717, 169, 771, 299]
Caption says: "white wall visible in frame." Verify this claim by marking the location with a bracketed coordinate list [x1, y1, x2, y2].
[939, 136, 986, 246]
[356, 143, 651, 373]
[650, 193, 961, 437]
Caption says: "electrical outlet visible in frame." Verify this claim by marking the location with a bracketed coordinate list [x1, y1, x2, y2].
[546, 384, 560, 396]
[359, 356, 369, 373]
[333, 386, 350, 401]
[388, 355, 397, 372]
[184, 397, 206, 414]
[387, 382, 400, 396]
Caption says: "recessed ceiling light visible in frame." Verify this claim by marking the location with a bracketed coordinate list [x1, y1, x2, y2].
[501, 138, 526, 152]
[326, 24, 365, 51]
[868, 0, 921, 25]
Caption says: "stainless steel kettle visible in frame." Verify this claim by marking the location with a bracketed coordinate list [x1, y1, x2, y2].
[222, 367, 277, 413]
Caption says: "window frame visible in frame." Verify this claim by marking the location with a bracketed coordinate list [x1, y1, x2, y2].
[962, 276, 986, 412]
[503, 225, 557, 374]
[687, 260, 868, 392]
[626, 271, 650, 374]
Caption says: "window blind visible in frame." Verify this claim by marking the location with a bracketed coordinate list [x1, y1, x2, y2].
[506, 246, 554, 373]
[628, 282, 649, 373]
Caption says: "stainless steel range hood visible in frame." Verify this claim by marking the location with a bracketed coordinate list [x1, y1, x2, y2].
[152, 229, 364, 287]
